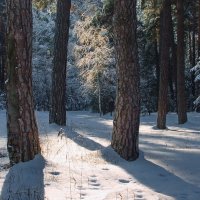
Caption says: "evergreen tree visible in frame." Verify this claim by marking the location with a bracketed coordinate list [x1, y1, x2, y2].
[111, 0, 140, 161]
[49, 0, 71, 125]
[6, 0, 41, 165]
[177, 0, 187, 124]
[0, 0, 6, 92]
[157, 0, 171, 129]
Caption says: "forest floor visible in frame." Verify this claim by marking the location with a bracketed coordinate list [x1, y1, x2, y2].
[0, 110, 200, 200]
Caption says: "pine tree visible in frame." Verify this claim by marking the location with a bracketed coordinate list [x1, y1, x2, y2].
[49, 0, 71, 125]
[111, 0, 140, 161]
[177, 0, 187, 124]
[0, 0, 6, 91]
[157, 0, 171, 129]
[6, 0, 41, 165]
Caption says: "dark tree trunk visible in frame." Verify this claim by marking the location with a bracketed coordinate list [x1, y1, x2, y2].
[49, 0, 71, 125]
[157, 0, 171, 129]
[6, 0, 41, 165]
[169, 3, 177, 111]
[154, 34, 160, 108]
[198, 0, 200, 57]
[189, 30, 193, 65]
[111, 0, 140, 161]
[176, 0, 187, 124]
[191, 2, 196, 98]
[0, 0, 6, 91]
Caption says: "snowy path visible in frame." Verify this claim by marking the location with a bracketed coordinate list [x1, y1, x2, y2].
[0, 111, 200, 200]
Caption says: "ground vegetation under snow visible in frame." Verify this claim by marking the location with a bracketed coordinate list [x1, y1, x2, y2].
[0, 111, 200, 200]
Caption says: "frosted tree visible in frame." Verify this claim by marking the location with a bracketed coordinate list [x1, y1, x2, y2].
[191, 60, 200, 111]
[32, 6, 55, 111]
[74, 12, 116, 113]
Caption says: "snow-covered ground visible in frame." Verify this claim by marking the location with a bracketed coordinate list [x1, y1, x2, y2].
[0, 110, 200, 200]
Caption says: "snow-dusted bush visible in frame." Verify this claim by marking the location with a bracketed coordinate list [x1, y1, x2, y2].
[73, 13, 116, 112]
[0, 92, 5, 110]
[191, 60, 200, 111]
[191, 60, 200, 82]
[32, 6, 55, 110]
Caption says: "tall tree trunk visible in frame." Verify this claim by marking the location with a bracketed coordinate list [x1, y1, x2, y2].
[0, 0, 6, 91]
[157, 0, 171, 129]
[98, 73, 102, 117]
[111, 0, 140, 161]
[192, 3, 196, 67]
[6, 0, 40, 165]
[177, 0, 187, 124]
[191, 2, 196, 98]
[198, 0, 200, 57]
[154, 30, 160, 109]
[169, 3, 177, 111]
[49, 0, 71, 125]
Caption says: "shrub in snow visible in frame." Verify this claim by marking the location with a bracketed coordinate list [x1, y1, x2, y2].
[32, 6, 55, 111]
[73, 7, 116, 113]
[191, 60, 200, 112]
[0, 92, 5, 110]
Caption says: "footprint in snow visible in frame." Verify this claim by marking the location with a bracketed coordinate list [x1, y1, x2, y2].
[118, 179, 130, 184]
[49, 171, 60, 176]
[88, 175, 101, 189]
[134, 190, 145, 200]
[101, 167, 109, 171]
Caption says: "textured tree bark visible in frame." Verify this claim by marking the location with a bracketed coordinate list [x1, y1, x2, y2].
[169, 5, 177, 111]
[176, 0, 187, 124]
[157, 0, 171, 129]
[49, 0, 71, 126]
[192, 4, 196, 67]
[198, 0, 200, 57]
[0, 0, 6, 91]
[111, 0, 140, 161]
[191, 2, 196, 98]
[155, 38, 160, 109]
[6, 0, 41, 165]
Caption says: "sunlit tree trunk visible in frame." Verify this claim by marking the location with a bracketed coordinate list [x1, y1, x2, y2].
[176, 0, 187, 124]
[157, 0, 171, 129]
[6, 0, 41, 165]
[49, 0, 71, 125]
[97, 73, 102, 117]
[111, 0, 140, 161]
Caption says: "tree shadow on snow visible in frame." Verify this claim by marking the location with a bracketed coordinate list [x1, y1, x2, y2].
[36, 111, 200, 199]
[64, 112, 200, 199]
[101, 146, 200, 200]
[0, 155, 45, 200]
[64, 127, 200, 200]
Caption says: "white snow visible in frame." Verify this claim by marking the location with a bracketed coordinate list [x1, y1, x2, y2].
[0, 111, 200, 200]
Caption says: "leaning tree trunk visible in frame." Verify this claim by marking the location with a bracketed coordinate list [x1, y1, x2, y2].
[6, 0, 40, 165]
[177, 0, 187, 124]
[49, 0, 71, 126]
[111, 0, 140, 161]
[157, 0, 171, 129]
